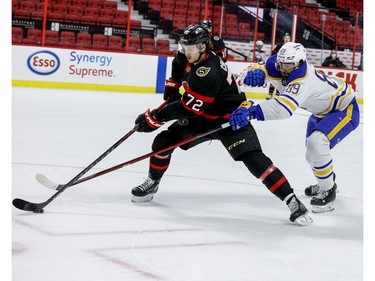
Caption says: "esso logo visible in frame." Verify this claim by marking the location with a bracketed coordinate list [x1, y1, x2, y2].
[27, 51, 60, 75]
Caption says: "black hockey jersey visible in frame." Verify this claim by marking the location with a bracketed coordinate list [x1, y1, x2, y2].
[157, 52, 246, 125]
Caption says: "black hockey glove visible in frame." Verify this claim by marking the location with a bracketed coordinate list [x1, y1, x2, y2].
[163, 79, 181, 101]
[135, 109, 164, 133]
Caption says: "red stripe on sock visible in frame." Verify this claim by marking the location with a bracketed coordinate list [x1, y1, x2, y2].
[269, 177, 287, 193]
[150, 163, 169, 171]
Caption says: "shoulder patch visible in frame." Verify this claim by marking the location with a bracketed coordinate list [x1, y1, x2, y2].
[196, 67, 211, 77]
[213, 36, 220, 41]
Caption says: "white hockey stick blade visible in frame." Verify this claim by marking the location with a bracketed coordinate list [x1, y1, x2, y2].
[35, 173, 60, 190]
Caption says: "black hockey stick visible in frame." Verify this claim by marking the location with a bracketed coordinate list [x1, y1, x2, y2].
[12, 100, 169, 213]
[12, 122, 230, 213]
[39, 121, 230, 190]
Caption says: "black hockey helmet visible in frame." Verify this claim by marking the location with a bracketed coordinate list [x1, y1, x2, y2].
[201, 19, 212, 29]
[180, 24, 210, 46]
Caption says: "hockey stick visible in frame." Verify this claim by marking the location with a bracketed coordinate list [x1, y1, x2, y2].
[33, 125, 139, 190]
[12, 100, 169, 213]
[12, 122, 230, 213]
[34, 122, 231, 190]
[35, 100, 170, 190]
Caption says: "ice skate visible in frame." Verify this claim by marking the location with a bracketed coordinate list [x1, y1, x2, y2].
[311, 183, 337, 213]
[287, 196, 313, 226]
[131, 176, 160, 203]
[305, 184, 320, 196]
[305, 174, 336, 197]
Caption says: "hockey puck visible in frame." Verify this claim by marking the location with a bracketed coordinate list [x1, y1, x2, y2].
[33, 209, 44, 213]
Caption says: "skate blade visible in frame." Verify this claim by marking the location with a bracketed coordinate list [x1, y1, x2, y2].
[312, 202, 335, 213]
[131, 194, 155, 203]
[293, 214, 313, 226]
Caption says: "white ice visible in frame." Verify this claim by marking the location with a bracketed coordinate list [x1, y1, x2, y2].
[12, 87, 366, 281]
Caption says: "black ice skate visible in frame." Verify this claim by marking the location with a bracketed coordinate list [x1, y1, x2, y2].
[305, 173, 336, 196]
[310, 183, 337, 213]
[131, 176, 160, 203]
[287, 196, 313, 226]
[304, 184, 320, 196]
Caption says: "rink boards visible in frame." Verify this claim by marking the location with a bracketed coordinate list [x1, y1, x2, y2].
[12, 45, 363, 103]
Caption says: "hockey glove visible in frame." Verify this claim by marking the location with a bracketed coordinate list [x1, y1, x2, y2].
[230, 107, 251, 131]
[135, 109, 164, 133]
[230, 100, 264, 131]
[244, 69, 266, 87]
[163, 79, 181, 101]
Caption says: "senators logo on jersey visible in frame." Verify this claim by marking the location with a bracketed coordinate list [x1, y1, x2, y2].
[196, 67, 211, 77]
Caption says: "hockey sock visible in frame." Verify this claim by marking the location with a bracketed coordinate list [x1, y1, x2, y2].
[149, 153, 171, 180]
[240, 151, 295, 201]
[259, 165, 294, 201]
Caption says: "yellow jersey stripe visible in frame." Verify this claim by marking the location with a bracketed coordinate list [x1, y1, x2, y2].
[316, 82, 346, 116]
[278, 96, 298, 112]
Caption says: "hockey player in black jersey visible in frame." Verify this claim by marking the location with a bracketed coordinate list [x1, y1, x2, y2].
[163, 20, 227, 103]
[132, 24, 312, 226]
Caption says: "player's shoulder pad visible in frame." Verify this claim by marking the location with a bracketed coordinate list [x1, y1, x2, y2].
[265, 55, 282, 78]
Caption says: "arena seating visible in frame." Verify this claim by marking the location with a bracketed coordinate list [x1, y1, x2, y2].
[11, 0, 363, 59]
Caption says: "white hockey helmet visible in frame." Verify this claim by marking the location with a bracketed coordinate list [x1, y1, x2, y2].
[276, 42, 306, 69]
[256, 40, 264, 47]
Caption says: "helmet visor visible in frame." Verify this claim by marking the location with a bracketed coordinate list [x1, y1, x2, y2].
[275, 62, 297, 72]
[180, 43, 201, 53]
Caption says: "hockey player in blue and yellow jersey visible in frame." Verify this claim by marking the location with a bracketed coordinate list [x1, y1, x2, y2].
[230, 42, 360, 213]
[132, 25, 312, 225]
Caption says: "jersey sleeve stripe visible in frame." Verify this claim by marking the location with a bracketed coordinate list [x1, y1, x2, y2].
[275, 99, 293, 116]
[277, 95, 298, 113]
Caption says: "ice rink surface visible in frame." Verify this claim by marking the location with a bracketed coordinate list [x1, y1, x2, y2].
[12, 87, 366, 281]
